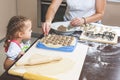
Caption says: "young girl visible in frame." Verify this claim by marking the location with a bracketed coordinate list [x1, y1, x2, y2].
[4, 16, 32, 70]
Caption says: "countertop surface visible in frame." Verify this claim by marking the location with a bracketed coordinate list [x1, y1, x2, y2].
[7, 35, 88, 80]
[79, 37, 120, 80]
[0, 31, 120, 80]
[107, 0, 120, 2]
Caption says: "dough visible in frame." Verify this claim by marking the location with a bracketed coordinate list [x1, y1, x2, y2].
[10, 55, 75, 76]
[11, 53, 75, 76]
[16, 54, 62, 66]
[39, 34, 76, 48]
[80, 24, 118, 44]
[25, 58, 75, 75]
[57, 25, 67, 32]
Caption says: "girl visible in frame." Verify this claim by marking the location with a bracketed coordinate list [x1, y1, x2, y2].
[4, 16, 32, 70]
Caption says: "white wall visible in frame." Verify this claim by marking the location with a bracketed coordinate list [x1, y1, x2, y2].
[102, 2, 120, 26]
[17, 0, 41, 33]
[0, 0, 16, 40]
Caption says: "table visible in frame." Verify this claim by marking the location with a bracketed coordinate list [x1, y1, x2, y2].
[0, 34, 120, 80]
[79, 37, 120, 80]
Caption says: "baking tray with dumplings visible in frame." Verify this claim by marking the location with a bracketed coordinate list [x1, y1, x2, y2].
[36, 34, 77, 52]
[79, 23, 118, 44]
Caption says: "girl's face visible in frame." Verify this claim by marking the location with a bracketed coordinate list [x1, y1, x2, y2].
[22, 20, 32, 40]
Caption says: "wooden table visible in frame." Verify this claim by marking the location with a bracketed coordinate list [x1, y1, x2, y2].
[0, 34, 120, 80]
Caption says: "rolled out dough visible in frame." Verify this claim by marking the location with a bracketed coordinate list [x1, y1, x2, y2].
[16, 54, 62, 66]
[25, 58, 75, 75]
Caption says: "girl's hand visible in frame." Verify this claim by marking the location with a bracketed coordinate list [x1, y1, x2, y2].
[70, 18, 84, 27]
[16, 51, 24, 60]
[20, 51, 24, 56]
[42, 22, 51, 35]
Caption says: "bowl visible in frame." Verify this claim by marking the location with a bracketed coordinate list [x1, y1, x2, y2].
[51, 21, 80, 35]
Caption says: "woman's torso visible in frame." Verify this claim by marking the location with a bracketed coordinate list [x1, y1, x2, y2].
[64, 0, 96, 21]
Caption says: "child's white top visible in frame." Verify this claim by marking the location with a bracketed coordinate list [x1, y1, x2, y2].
[6, 41, 30, 60]
[6, 42, 22, 60]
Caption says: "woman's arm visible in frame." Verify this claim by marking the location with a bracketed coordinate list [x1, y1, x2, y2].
[86, 0, 106, 23]
[45, 0, 63, 23]
[42, 0, 63, 35]
[70, 0, 106, 26]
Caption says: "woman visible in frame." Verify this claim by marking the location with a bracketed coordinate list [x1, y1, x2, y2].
[42, 0, 106, 35]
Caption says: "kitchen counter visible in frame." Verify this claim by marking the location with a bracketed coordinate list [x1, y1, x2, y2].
[107, 0, 120, 3]
[0, 34, 120, 80]
[79, 37, 120, 80]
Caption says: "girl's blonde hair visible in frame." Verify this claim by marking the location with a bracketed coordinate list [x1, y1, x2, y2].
[4, 16, 30, 51]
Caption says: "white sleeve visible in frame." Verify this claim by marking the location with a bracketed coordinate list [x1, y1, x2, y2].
[6, 42, 22, 60]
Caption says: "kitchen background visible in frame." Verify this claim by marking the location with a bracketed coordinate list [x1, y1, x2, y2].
[0, 0, 120, 75]
[0, 0, 120, 40]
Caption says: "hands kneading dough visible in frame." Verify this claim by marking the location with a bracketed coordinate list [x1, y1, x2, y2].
[16, 54, 62, 66]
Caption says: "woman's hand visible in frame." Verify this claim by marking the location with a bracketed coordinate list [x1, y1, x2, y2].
[42, 22, 51, 35]
[70, 18, 84, 27]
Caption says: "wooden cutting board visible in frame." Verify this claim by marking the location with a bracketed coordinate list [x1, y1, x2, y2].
[8, 41, 88, 80]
